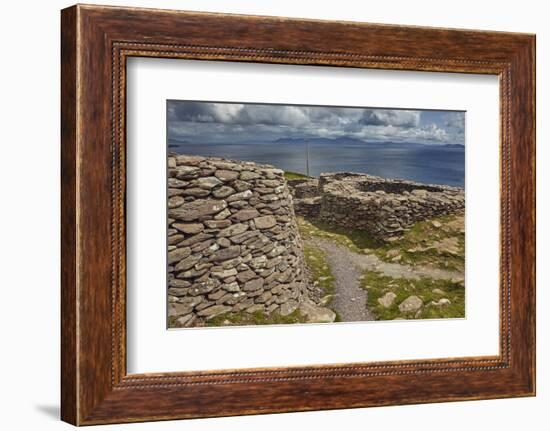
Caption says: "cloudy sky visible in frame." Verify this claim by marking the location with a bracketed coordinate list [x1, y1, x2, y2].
[167, 100, 465, 146]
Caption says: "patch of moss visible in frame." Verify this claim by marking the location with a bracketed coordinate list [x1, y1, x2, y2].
[167, 315, 179, 328]
[205, 309, 307, 327]
[391, 215, 465, 271]
[297, 217, 383, 252]
[284, 171, 311, 180]
[361, 271, 465, 321]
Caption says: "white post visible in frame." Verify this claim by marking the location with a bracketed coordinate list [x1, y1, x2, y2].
[306, 141, 310, 177]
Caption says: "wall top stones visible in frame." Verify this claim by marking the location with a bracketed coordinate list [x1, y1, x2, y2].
[318, 172, 463, 197]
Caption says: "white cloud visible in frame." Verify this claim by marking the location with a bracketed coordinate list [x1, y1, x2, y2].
[168, 101, 463, 146]
[444, 112, 465, 130]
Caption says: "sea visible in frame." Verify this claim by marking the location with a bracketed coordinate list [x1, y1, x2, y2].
[168, 139, 465, 188]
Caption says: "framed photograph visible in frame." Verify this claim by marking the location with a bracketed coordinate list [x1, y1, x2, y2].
[61, 4, 536, 425]
[163, 100, 467, 328]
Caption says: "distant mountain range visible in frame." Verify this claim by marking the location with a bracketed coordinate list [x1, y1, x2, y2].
[168, 138, 189, 148]
[272, 137, 464, 148]
[272, 136, 369, 145]
[168, 136, 464, 148]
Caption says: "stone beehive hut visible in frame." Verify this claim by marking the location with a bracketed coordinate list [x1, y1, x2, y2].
[291, 173, 465, 240]
[167, 154, 308, 328]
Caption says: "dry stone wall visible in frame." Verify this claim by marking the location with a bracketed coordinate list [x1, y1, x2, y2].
[167, 155, 308, 328]
[290, 173, 465, 240]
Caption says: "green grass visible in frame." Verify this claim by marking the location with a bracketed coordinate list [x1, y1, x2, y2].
[206, 309, 307, 327]
[284, 171, 311, 180]
[361, 271, 465, 321]
[303, 244, 336, 303]
[387, 214, 465, 271]
[297, 217, 383, 252]
[297, 214, 465, 271]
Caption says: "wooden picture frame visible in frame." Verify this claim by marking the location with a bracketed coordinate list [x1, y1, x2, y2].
[61, 4, 536, 425]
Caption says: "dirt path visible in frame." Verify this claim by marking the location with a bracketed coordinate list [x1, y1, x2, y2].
[307, 237, 463, 322]
[308, 237, 374, 322]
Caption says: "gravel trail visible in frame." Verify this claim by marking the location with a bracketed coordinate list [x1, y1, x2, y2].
[308, 237, 373, 322]
[307, 237, 463, 322]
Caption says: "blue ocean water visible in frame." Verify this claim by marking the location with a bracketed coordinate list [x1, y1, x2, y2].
[168, 140, 465, 187]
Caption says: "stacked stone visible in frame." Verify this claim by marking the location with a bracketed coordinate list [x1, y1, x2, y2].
[167, 155, 308, 328]
[288, 178, 319, 199]
[290, 172, 465, 240]
[286, 179, 321, 218]
[293, 197, 322, 219]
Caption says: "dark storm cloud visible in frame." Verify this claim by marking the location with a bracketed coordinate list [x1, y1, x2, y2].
[169, 102, 312, 127]
[360, 109, 420, 128]
[167, 101, 465, 146]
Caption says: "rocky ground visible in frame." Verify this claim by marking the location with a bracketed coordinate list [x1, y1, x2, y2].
[298, 213, 465, 321]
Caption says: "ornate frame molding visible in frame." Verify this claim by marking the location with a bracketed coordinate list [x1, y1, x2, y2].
[61, 5, 535, 425]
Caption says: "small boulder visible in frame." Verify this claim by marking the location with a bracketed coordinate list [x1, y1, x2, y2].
[398, 295, 423, 313]
[279, 299, 299, 316]
[432, 298, 451, 306]
[385, 249, 400, 259]
[299, 300, 336, 323]
[378, 292, 397, 308]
